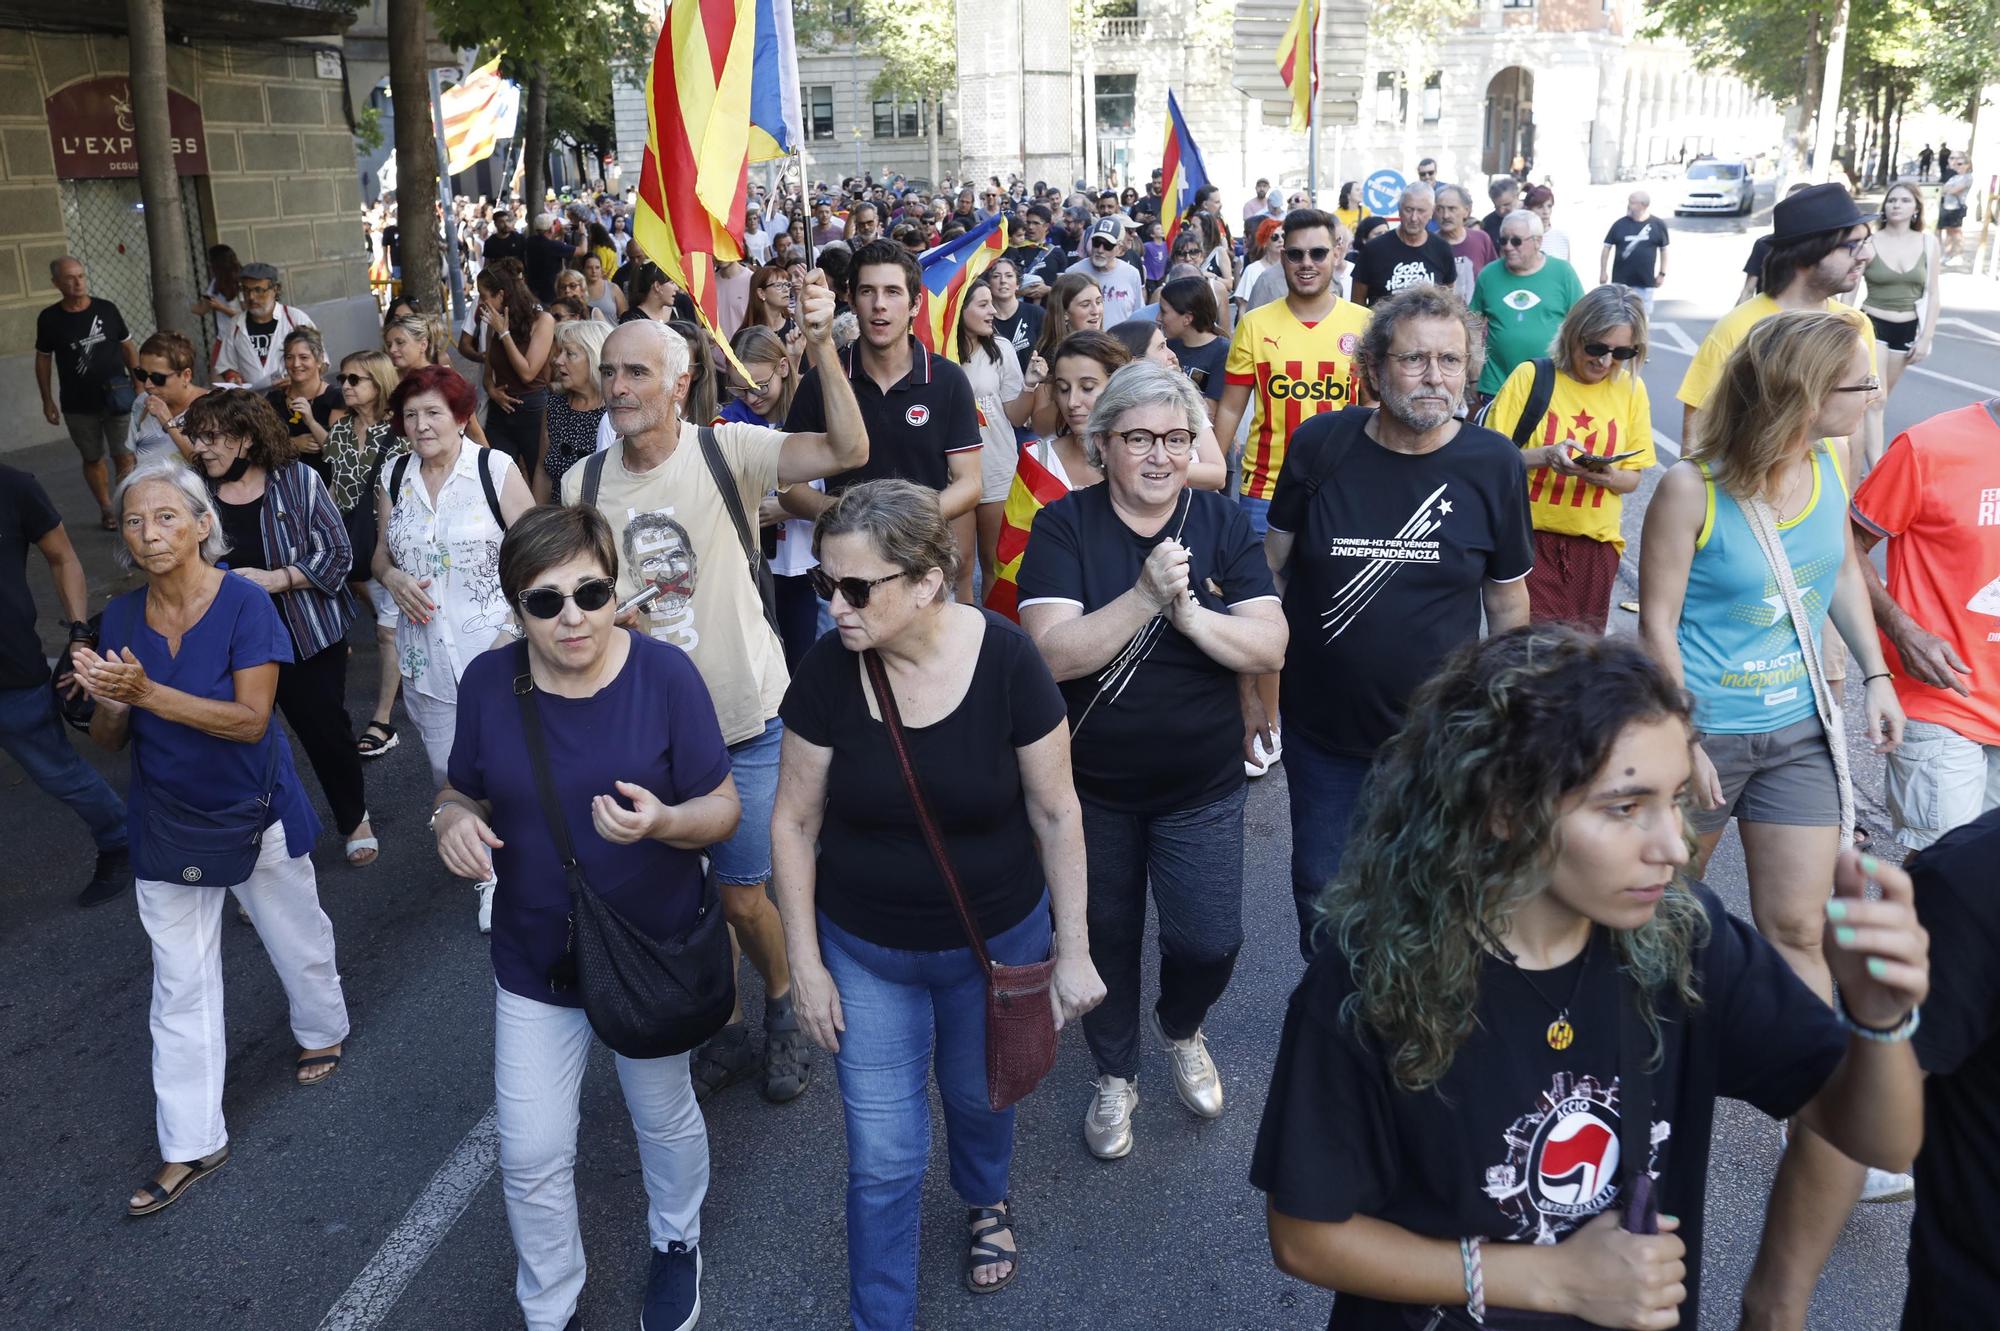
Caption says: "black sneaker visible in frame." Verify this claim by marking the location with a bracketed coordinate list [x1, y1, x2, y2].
[77, 847, 131, 908]
[641, 1240, 700, 1331]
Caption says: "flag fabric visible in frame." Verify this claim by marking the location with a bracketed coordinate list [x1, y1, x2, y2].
[1159, 91, 1210, 241]
[1277, 0, 1319, 134]
[636, 0, 759, 372]
[440, 56, 511, 177]
[986, 446, 1071, 621]
[748, 0, 803, 162]
[916, 214, 1005, 360]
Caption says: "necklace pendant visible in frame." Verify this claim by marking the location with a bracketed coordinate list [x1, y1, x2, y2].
[1546, 1017, 1575, 1051]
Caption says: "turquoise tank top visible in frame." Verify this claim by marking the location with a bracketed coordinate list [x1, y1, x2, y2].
[1677, 446, 1847, 735]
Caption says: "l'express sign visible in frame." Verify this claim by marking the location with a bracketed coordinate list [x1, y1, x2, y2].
[46, 77, 209, 180]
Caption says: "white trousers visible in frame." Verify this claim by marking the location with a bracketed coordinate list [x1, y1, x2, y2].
[134, 826, 348, 1161]
[494, 984, 709, 1331]
[400, 685, 459, 791]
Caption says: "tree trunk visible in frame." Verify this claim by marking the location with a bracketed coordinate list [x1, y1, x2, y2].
[927, 95, 941, 185]
[1876, 84, 1897, 187]
[1786, 8, 1824, 179]
[523, 70, 549, 218]
[125, 0, 198, 343]
[387, 0, 440, 311]
[1811, 0, 1850, 183]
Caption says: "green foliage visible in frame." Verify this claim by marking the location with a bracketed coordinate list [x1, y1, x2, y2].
[862, 0, 956, 104]
[1369, 0, 1478, 46]
[425, 0, 655, 152]
[354, 104, 383, 155]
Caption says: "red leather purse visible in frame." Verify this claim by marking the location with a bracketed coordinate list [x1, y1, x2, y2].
[863, 648, 1059, 1111]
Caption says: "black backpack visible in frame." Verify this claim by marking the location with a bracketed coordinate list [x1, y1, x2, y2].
[1474, 358, 1556, 447]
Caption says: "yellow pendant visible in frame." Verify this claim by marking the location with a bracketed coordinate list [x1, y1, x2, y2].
[1546, 1018, 1575, 1051]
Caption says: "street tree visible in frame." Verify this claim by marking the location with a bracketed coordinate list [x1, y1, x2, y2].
[386, 0, 441, 311]
[1370, 0, 1477, 181]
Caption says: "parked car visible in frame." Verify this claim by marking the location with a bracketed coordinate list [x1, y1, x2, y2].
[1673, 158, 1756, 216]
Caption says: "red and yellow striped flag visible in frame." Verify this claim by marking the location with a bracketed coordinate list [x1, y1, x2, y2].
[441, 56, 507, 177]
[635, 0, 756, 364]
[1277, 0, 1319, 134]
[985, 445, 1072, 622]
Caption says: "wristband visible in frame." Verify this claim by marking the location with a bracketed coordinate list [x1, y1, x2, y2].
[67, 619, 96, 643]
[1862, 672, 1892, 685]
[1459, 1235, 1487, 1324]
[1836, 994, 1920, 1043]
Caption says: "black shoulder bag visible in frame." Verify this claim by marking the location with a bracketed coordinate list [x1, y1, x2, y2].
[510, 644, 734, 1058]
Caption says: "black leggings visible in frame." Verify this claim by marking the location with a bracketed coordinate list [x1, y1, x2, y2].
[277, 639, 366, 837]
[484, 386, 550, 478]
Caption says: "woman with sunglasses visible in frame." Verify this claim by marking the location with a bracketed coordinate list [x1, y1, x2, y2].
[431, 503, 737, 1331]
[534, 318, 611, 504]
[373, 364, 535, 930]
[126, 330, 211, 463]
[1018, 360, 1285, 1162]
[1253, 626, 1927, 1331]
[324, 350, 406, 762]
[1638, 310, 1909, 1199]
[1480, 284, 1657, 634]
[772, 480, 1104, 1322]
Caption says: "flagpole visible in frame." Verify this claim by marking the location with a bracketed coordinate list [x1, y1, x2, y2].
[792, 144, 815, 271]
[1306, 2, 1320, 204]
[429, 66, 468, 328]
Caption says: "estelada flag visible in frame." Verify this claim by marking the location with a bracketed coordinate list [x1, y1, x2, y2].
[917, 214, 1006, 360]
[1278, 0, 1319, 134]
[986, 444, 1071, 622]
[1159, 91, 1210, 241]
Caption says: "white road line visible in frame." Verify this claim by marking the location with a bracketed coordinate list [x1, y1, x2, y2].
[1934, 316, 2000, 346]
[1649, 320, 1700, 356]
[316, 1106, 500, 1331]
[1908, 364, 2000, 397]
[1654, 430, 1681, 461]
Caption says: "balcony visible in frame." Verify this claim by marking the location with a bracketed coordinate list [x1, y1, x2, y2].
[1095, 16, 1150, 40]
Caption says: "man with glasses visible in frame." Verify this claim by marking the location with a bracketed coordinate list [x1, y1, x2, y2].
[1415, 158, 1438, 184]
[35, 256, 140, 526]
[1469, 211, 1584, 403]
[213, 261, 316, 393]
[562, 278, 867, 1105]
[1083, 217, 1146, 325]
[1349, 183, 1455, 308]
[1215, 208, 1370, 778]
[845, 200, 882, 248]
[1262, 283, 1533, 956]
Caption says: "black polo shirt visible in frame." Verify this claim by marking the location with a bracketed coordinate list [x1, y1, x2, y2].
[783, 337, 981, 494]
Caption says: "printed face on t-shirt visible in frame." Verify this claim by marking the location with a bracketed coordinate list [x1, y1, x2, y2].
[622, 509, 699, 625]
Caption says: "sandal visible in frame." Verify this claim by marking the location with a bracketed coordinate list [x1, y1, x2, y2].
[99, 510, 117, 531]
[965, 1201, 1018, 1294]
[127, 1146, 229, 1216]
[356, 721, 399, 758]
[761, 993, 813, 1104]
[296, 1045, 343, 1087]
[345, 823, 379, 867]
[689, 1023, 760, 1103]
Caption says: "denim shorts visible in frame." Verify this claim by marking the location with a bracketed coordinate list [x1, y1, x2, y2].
[1239, 493, 1271, 538]
[710, 715, 782, 885]
[1690, 715, 1839, 835]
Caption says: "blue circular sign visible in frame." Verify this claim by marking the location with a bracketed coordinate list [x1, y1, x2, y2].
[1363, 169, 1406, 215]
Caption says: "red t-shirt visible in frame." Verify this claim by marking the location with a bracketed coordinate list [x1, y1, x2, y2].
[1850, 402, 2000, 745]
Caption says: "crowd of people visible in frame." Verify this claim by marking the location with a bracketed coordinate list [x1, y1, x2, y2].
[2, 150, 1996, 1331]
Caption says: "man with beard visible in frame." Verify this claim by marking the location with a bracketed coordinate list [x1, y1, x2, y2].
[1261, 284, 1533, 957]
[561, 284, 868, 1105]
[212, 261, 317, 392]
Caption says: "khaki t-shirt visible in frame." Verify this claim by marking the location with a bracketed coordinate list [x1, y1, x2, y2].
[561, 419, 787, 746]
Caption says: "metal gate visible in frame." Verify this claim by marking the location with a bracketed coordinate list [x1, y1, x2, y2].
[56, 175, 209, 348]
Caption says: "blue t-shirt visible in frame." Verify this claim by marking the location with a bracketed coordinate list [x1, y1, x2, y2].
[449, 633, 732, 1006]
[98, 572, 319, 880]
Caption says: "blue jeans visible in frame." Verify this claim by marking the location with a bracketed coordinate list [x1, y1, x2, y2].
[1238, 493, 1271, 538]
[0, 682, 125, 851]
[1285, 730, 1374, 960]
[710, 716, 782, 885]
[818, 894, 1052, 1331]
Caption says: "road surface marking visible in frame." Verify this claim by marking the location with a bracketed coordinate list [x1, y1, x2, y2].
[1649, 320, 1699, 356]
[1655, 430, 1681, 461]
[316, 1105, 500, 1331]
[1935, 317, 2000, 346]
[1908, 364, 2000, 397]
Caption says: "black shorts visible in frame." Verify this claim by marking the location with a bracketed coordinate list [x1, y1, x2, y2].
[1938, 206, 1967, 231]
[1868, 312, 1918, 352]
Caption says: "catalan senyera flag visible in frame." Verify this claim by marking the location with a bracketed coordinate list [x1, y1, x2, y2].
[1277, 0, 1319, 133]
[1159, 91, 1210, 241]
[440, 56, 509, 177]
[986, 446, 1071, 622]
[916, 214, 1005, 360]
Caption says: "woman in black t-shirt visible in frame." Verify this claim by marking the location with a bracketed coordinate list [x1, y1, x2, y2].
[772, 480, 1105, 1319]
[1252, 627, 1929, 1331]
[266, 327, 346, 484]
[1017, 361, 1285, 1162]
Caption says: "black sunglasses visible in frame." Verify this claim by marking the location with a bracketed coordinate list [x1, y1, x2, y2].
[1499, 235, 1535, 248]
[517, 577, 617, 619]
[1581, 343, 1640, 360]
[1283, 246, 1332, 263]
[808, 568, 905, 608]
[338, 373, 368, 386]
[138, 370, 174, 387]
[1090, 239, 1116, 250]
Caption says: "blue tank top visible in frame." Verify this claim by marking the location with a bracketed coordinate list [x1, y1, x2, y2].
[1677, 446, 1847, 735]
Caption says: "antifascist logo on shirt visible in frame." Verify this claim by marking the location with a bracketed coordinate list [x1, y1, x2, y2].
[905, 404, 930, 427]
[1483, 1072, 1666, 1243]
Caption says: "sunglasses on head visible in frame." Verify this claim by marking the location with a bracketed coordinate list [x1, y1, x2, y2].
[1283, 246, 1332, 263]
[1581, 343, 1640, 360]
[516, 577, 617, 620]
[808, 568, 905, 608]
[138, 369, 174, 387]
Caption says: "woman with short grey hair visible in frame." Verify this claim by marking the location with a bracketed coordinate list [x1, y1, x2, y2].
[1017, 360, 1288, 1161]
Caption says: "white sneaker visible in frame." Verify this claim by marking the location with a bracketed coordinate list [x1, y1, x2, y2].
[1244, 727, 1282, 779]
[1860, 1167, 1914, 1204]
[477, 879, 495, 935]
[1151, 1008, 1224, 1119]
[1083, 1074, 1138, 1160]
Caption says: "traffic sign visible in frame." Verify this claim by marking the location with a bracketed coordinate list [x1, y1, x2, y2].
[1363, 169, 1406, 215]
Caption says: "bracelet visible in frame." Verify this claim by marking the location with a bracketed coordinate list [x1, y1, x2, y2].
[1459, 1235, 1487, 1324]
[1836, 994, 1920, 1043]
[1862, 672, 1892, 685]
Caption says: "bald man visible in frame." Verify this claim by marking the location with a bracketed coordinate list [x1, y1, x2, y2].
[1602, 191, 1670, 313]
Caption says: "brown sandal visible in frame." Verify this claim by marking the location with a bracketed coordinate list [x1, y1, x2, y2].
[296, 1045, 343, 1087]
[127, 1146, 229, 1217]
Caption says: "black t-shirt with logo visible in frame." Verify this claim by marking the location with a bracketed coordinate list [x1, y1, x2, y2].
[1252, 885, 1846, 1331]
[266, 383, 345, 482]
[1604, 216, 1670, 288]
[0, 464, 63, 689]
[1014, 484, 1276, 813]
[35, 298, 131, 412]
[243, 314, 280, 370]
[1266, 408, 1534, 757]
[380, 224, 401, 268]
[1170, 336, 1230, 401]
[783, 341, 981, 494]
[483, 230, 528, 266]
[1904, 809, 2000, 1328]
[1350, 232, 1457, 306]
[991, 301, 1045, 371]
[1004, 242, 1072, 288]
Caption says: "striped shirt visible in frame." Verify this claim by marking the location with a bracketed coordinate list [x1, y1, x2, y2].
[240, 461, 355, 659]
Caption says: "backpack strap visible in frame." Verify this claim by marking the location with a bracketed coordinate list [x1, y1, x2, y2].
[695, 425, 783, 639]
[580, 449, 608, 509]
[1295, 406, 1371, 498]
[477, 446, 507, 530]
[389, 452, 412, 504]
[1474, 358, 1556, 448]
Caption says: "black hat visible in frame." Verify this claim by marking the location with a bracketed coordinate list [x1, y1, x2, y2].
[1771, 183, 1869, 241]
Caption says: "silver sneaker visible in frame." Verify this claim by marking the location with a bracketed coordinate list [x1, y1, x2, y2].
[1083, 1074, 1138, 1160]
[1152, 1008, 1223, 1119]
[477, 879, 495, 935]
[1860, 1167, 1914, 1204]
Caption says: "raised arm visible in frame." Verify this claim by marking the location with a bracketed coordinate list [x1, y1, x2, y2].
[775, 272, 869, 486]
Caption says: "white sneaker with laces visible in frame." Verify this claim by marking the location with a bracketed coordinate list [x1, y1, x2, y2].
[1083, 1074, 1138, 1160]
[477, 879, 495, 935]
[1860, 1167, 1914, 1204]
[1244, 727, 1283, 779]
[1151, 1007, 1224, 1118]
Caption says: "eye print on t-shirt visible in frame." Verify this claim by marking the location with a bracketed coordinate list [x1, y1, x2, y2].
[1499, 288, 1544, 315]
[621, 508, 700, 649]
[1483, 1073, 1666, 1243]
[1321, 485, 1450, 640]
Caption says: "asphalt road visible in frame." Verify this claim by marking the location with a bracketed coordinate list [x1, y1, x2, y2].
[4, 191, 1996, 1330]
